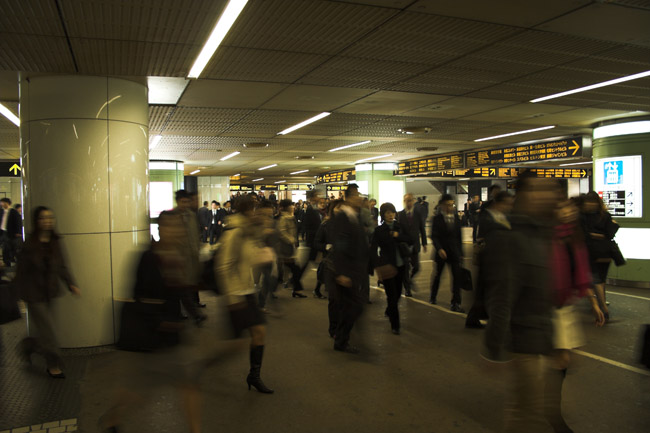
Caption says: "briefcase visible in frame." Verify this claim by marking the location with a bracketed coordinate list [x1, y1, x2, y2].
[458, 267, 473, 291]
[0, 282, 21, 325]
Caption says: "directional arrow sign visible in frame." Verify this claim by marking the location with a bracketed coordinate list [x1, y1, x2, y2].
[9, 163, 21, 175]
[569, 140, 580, 156]
[489, 168, 496, 176]
[581, 170, 586, 177]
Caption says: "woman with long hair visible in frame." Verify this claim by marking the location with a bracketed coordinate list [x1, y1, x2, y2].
[16, 206, 80, 378]
[370, 202, 413, 335]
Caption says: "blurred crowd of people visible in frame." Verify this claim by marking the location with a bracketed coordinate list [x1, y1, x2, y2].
[3, 170, 633, 433]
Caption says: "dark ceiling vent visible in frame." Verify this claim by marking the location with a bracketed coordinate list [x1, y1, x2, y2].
[416, 147, 439, 152]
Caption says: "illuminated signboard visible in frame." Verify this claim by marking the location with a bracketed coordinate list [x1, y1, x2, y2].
[316, 169, 356, 184]
[394, 153, 464, 176]
[254, 185, 279, 191]
[278, 184, 313, 191]
[230, 184, 254, 192]
[432, 167, 591, 179]
[0, 161, 21, 177]
[594, 155, 642, 218]
[466, 136, 584, 168]
[326, 185, 346, 191]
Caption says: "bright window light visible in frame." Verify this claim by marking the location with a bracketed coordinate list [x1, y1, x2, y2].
[355, 164, 372, 172]
[593, 121, 650, 140]
[355, 154, 393, 164]
[277, 112, 331, 135]
[0, 103, 19, 127]
[258, 163, 277, 170]
[187, 0, 249, 78]
[290, 169, 309, 175]
[275, 180, 286, 184]
[530, 70, 650, 103]
[252, 178, 264, 182]
[149, 135, 162, 150]
[329, 140, 371, 152]
[220, 151, 240, 161]
[190, 169, 200, 175]
[474, 125, 555, 142]
[147, 77, 190, 104]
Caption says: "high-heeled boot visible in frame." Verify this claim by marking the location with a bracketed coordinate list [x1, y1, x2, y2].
[246, 345, 274, 394]
[544, 368, 573, 433]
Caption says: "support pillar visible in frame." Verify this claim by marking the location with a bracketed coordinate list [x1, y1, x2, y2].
[20, 75, 150, 347]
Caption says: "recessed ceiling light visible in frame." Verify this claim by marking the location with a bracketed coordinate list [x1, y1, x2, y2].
[147, 77, 190, 105]
[258, 164, 277, 171]
[277, 112, 331, 135]
[275, 180, 286, 184]
[190, 169, 200, 175]
[329, 140, 371, 152]
[252, 178, 264, 182]
[149, 135, 162, 150]
[295, 155, 314, 160]
[232, 173, 240, 176]
[474, 125, 556, 142]
[244, 142, 269, 148]
[530, 69, 650, 103]
[0, 103, 19, 127]
[220, 151, 240, 161]
[559, 161, 592, 167]
[187, 0, 249, 78]
[355, 154, 393, 164]
[290, 169, 309, 175]
[398, 127, 431, 135]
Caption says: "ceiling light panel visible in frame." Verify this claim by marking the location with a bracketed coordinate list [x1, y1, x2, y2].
[147, 77, 190, 105]
[223, 1, 396, 55]
[277, 112, 331, 135]
[0, 103, 19, 127]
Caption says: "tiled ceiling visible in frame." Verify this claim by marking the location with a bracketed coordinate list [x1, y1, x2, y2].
[0, 0, 649, 181]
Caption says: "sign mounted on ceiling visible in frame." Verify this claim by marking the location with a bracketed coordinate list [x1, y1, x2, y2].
[594, 155, 642, 218]
[0, 161, 21, 177]
[393, 152, 464, 176]
[430, 167, 591, 179]
[316, 169, 356, 184]
[465, 136, 586, 168]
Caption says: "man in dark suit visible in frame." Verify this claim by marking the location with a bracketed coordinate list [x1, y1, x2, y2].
[198, 201, 211, 243]
[429, 194, 464, 312]
[300, 190, 324, 297]
[469, 195, 482, 242]
[208, 201, 225, 244]
[397, 193, 427, 296]
[0, 198, 21, 266]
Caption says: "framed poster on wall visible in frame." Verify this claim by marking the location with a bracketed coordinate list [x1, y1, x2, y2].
[594, 155, 643, 218]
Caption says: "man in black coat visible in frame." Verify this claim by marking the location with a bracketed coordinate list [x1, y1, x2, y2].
[299, 190, 324, 296]
[0, 198, 21, 266]
[469, 195, 482, 242]
[397, 193, 427, 296]
[429, 194, 464, 312]
[208, 201, 225, 244]
[198, 201, 211, 243]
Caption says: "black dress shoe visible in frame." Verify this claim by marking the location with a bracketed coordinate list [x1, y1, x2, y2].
[429, 299, 437, 305]
[313, 291, 326, 299]
[292, 292, 307, 298]
[450, 303, 465, 313]
[334, 344, 359, 354]
[391, 328, 400, 335]
[404, 291, 413, 297]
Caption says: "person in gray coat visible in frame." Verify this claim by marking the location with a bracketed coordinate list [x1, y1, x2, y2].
[16, 206, 80, 378]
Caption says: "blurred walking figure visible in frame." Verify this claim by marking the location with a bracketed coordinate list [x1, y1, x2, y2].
[316, 200, 344, 336]
[16, 206, 80, 378]
[215, 195, 274, 393]
[469, 195, 481, 243]
[100, 211, 202, 433]
[482, 172, 556, 433]
[255, 200, 280, 310]
[397, 193, 427, 296]
[429, 194, 464, 312]
[198, 201, 211, 243]
[300, 190, 325, 298]
[328, 185, 368, 354]
[579, 191, 619, 321]
[1, 198, 22, 266]
[546, 199, 605, 433]
[370, 202, 412, 335]
[276, 199, 306, 298]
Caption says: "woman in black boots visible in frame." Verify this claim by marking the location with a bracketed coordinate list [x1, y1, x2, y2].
[370, 203, 412, 335]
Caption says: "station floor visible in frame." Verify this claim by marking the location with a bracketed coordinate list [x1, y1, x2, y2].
[1, 228, 649, 433]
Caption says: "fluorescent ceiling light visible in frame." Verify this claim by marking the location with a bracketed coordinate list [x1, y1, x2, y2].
[474, 125, 556, 142]
[290, 169, 309, 175]
[187, 0, 249, 78]
[559, 161, 592, 167]
[258, 163, 277, 170]
[147, 77, 190, 105]
[220, 151, 240, 161]
[275, 180, 286, 184]
[149, 135, 162, 150]
[277, 112, 331, 135]
[0, 103, 19, 127]
[593, 121, 650, 139]
[190, 169, 201, 175]
[232, 173, 240, 176]
[252, 178, 264, 182]
[329, 140, 371, 152]
[530, 70, 650, 103]
[355, 154, 393, 164]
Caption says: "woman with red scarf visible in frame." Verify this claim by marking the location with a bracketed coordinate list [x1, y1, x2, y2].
[546, 199, 605, 433]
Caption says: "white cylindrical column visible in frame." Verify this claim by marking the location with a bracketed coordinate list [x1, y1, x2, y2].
[20, 75, 150, 347]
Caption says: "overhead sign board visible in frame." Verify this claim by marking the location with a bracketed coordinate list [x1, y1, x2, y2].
[394, 153, 464, 176]
[229, 184, 254, 192]
[316, 169, 355, 184]
[0, 161, 21, 177]
[431, 167, 591, 179]
[465, 136, 584, 168]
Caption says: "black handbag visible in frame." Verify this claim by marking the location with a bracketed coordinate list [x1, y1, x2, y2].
[0, 282, 21, 325]
[458, 267, 474, 291]
[611, 240, 626, 267]
[116, 300, 179, 352]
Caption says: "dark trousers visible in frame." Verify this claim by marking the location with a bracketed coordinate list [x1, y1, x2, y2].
[1, 232, 16, 266]
[472, 219, 479, 242]
[209, 224, 222, 244]
[325, 269, 339, 337]
[430, 256, 461, 305]
[279, 259, 304, 292]
[256, 263, 277, 308]
[384, 266, 405, 331]
[326, 270, 364, 348]
[201, 227, 209, 243]
[403, 250, 420, 290]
